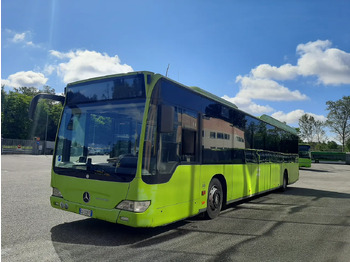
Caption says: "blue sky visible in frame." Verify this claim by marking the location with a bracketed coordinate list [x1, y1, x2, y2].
[2, 0, 350, 131]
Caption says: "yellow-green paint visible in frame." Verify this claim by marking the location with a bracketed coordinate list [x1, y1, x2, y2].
[299, 158, 312, 168]
[51, 161, 298, 227]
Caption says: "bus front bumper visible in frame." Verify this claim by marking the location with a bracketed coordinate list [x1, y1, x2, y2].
[50, 196, 120, 224]
[50, 196, 155, 227]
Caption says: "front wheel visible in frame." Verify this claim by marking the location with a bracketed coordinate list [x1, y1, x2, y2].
[206, 178, 223, 219]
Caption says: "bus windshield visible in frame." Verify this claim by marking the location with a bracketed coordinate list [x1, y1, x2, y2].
[54, 100, 145, 182]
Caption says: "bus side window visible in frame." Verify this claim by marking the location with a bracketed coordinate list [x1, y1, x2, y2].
[180, 109, 198, 163]
[182, 129, 196, 155]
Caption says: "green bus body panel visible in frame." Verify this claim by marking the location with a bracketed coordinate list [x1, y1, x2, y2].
[51, 170, 130, 209]
[122, 165, 202, 227]
[50, 160, 298, 227]
[50, 170, 129, 223]
[51, 162, 298, 227]
[299, 158, 312, 168]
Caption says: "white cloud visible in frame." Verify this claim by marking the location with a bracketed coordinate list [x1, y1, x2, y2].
[49, 50, 75, 59]
[222, 95, 273, 115]
[1, 79, 11, 87]
[272, 109, 327, 125]
[10, 31, 38, 47]
[49, 49, 134, 83]
[12, 33, 26, 43]
[222, 75, 307, 115]
[251, 63, 298, 81]
[26, 41, 35, 47]
[2, 49, 134, 92]
[44, 64, 56, 75]
[297, 39, 332, 54]
[249, 40, 350, 86]
[223, 39, 349, 116]
[297, 40, 350, 85]
[235, 76, 308, 101]
[2, 71, 48, 88]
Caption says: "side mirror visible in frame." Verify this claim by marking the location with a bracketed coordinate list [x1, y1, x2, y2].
[158, 105, 174, 133]
[29, 93, 65, 120]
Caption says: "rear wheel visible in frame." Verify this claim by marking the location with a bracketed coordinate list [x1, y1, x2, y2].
[281, 172, 288, 192]
[206, 178, 223, 219]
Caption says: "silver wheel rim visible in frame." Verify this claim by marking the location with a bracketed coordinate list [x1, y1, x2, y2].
[209, 186, 221, 211]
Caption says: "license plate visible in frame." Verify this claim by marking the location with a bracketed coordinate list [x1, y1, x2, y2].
[79, 208, 93, 217]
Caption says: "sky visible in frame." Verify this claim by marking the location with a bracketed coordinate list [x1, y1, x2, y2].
[2, 0, 350, 131]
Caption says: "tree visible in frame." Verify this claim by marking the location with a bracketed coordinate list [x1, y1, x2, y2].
[2, 91, 34, 139]
[298, 114, 314, 143]
[326, 96, 350, 152]
[298, 114, 326, 144]
[346, 138, 350, 152]
[1, 85, 6, 126]
[15, 86, 39, 96]
[313, 119, 326, 143]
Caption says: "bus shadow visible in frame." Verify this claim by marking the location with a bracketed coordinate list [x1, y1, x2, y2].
[219, 186, 350, 214]
[50, 186, 350, 258]
[299, 167, 330, 173]
[50, 218, 188, 247]
[283, 187, 350, 199]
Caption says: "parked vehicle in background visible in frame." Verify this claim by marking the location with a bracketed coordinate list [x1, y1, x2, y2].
[299, 144, 312, 168]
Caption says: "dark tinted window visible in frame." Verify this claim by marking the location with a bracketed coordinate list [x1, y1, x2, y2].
[202, 100, 236, 164]
[245, 150, 259, 164]
[160, 79, 202, 111]
[67, 74, 145, 104]
[142, 81, 200, 184]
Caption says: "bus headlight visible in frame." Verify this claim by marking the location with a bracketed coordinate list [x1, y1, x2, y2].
[116, 200, 151, 213]
[52, 187, 63, 198]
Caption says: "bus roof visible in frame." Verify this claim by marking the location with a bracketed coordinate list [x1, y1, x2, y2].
[189, 86, 238, 109]
[66, 71, 151, 87]
[260, 114, 298, 135]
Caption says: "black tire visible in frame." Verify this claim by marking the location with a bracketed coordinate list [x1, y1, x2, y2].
[281, 172, 288, 192]
[206, 178, 223, 219]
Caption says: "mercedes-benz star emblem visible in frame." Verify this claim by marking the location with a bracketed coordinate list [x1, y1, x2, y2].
[83, 192, 90, 203]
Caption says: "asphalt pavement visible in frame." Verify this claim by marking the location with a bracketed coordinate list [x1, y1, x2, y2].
[2, 155, 350, 262]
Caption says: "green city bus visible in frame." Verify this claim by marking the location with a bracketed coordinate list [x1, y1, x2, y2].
[299, 144, 312, 168]
[30, 71, 299, 227]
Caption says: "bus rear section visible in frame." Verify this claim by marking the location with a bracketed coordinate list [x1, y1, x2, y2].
[299, 144, 312, 167]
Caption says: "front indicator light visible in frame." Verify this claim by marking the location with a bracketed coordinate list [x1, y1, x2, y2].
[116, 200, 151, 213]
